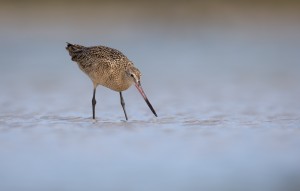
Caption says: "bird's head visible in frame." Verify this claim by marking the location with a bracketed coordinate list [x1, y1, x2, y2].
[125, 66, 157, 117]
[126, 66, 141, 85]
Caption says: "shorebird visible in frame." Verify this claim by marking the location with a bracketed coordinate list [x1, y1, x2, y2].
[66, 42, 157, 120]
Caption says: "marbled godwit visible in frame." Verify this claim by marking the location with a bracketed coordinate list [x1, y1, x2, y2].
[66, 43, 157, 120]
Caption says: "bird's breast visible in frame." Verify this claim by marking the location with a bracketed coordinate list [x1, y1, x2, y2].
[77, 62, 133, 92]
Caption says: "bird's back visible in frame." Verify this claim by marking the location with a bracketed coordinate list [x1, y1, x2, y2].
[66, 43, 134, 91]
[66, 43, 130, 64]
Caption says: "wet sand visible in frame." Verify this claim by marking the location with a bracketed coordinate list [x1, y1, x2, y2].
[1, 2, 300, 191]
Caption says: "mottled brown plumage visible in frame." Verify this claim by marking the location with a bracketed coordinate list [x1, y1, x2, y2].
[66, 42, 157, 120]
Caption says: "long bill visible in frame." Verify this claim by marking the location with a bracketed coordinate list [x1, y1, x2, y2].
[135, 82, 158, 117]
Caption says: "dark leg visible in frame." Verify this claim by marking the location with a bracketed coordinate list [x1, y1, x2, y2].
[92, 88, 97, 119]
[120, 92, 128, 121]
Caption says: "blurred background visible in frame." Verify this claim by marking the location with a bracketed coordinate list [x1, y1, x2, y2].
[1, 0, 300, 191]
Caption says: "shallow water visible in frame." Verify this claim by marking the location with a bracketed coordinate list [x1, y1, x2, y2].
[1, 2, 300, 191]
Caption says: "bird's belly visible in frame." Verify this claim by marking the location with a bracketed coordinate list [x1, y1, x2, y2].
[97, 75, 133, 92]
[82, 65, 133, 92]
[102, 81, 132, 92]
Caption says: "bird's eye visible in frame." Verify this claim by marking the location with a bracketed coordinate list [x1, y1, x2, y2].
[130, 74, 134, 77]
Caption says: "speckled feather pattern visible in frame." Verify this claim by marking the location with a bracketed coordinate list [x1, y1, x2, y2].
[66, 43, 157, 119]
[66, 43, 138, 92]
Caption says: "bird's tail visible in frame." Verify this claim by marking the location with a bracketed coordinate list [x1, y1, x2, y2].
[66, 42, 85, 60]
